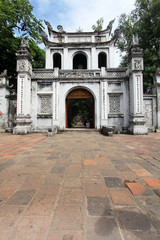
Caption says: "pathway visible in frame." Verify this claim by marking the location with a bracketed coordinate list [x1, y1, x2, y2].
[0, 132, 160, 240]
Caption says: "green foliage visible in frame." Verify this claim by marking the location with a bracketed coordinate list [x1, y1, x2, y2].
[0, 0, 44, 87]
[117, 0, 160, 92]
[0, 0, 43, 41]
[92, 18, 104, 32]
[72, 101, 90, 119]
[29, 41, 45, 68]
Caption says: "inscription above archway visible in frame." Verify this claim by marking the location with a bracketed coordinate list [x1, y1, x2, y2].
[67, 89, 93, 99]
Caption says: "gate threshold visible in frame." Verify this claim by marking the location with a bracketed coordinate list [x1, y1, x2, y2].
[64, 128, 100, 132]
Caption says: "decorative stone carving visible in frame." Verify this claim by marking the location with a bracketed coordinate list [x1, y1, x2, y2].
[54, 83, 58, 120]
[102, 82, 107, 119]
[136, 75, 141, 113]
[109, 95, 120, 113]
[59, 71, 96, 78]
[21, 38, 29, 48]
[17, 60, 32, 75]
[133, 59, 143, 71]
[41, 31, 49, 45]
[33, 71, 54, 79]
[40, 95, 52, 114]
[57, 25, 64, 32]
[106, 70, 126, 78]
[132, 34, 139, 45]
[18, 60, 26, 71]
[20, 76, 24, 114]
[44, 20, 53, 31]
[106, 19, 115, 34]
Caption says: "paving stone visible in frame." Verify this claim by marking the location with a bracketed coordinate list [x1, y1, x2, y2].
[83, 172, 102, 182]
[44, 173, 64, 184]
[0, 132, 160, 239]
[114, 164, 131, 172]
[136, 196, 160, 218]
[9, 216, 50, 240]
[84, 165, 99, 173]
[86, 216, 122, 240]
[84, 183, 108, 196]
[51, 205, 82, 230]
[128, 163, 143, 169]
[117, 208, 151, 231]
[109, 188, 134, 205]
[153, 189, 160, 197]
[64, 178, 82, 188]
[126, 182, 153, 196]
[25, 196, 56, 216]
[0, 159, 14, 171]
[143, 178, 160, 188]
[0, 205, 25, 231]
[119, 171, 138, 182]
[47, 231, 83, 240]
[0, 231, 10, 240]
[133, 169, 153, 177]
[96, 157, 109, 162]
[87, 196, 113, 217]
[124, 231, 160, 240]
[100, 169, 118, 177]
[19, 177, 44, 190]
[37, 184, 60, 196]
[0, 183, 19, 197]
[51, 167, 66, 173]
[150, 217, 160, 233]
[104, 177, 123, 188]
[59, 188, 83, 204]
[84, 160, 97, 165]
[6, 189, 36, 205]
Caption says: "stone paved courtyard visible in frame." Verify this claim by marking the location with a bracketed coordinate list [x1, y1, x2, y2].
[0, 131, 160, 240]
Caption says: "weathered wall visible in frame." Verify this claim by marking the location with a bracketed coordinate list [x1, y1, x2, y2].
[143, 95, 157, 132]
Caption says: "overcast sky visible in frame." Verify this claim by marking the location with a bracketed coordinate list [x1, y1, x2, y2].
[30, 0, 136, 32]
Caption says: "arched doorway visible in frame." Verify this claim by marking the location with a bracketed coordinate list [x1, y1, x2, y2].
[98, 52, 107, 68]
[66, 88, 95, 128]
[73, 53, 87, 69]
[53, 53, 61, 69]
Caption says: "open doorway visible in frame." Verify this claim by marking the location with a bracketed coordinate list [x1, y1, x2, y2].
[66, 88, 94, 128]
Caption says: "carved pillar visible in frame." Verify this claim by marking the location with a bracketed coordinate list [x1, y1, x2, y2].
[0, 70, 10, 131]
[13, 39, 32, 134]
[128, 37, 148, 134]
[154, 68, 160, 132]
[100, 79, 108, 127]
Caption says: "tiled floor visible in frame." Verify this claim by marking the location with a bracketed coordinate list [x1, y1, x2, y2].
[0, 132, 160, 240]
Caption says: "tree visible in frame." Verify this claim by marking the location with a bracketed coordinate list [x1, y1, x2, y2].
[0, 0, 44, 83]
[29, 41, 45, 68]
[117, 0, 160, 92]
[92, 18, 104, 32]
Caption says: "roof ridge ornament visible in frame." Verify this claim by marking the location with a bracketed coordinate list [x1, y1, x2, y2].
[57, 25, 65, 33]
[132, 34, 139, 45]
[106, 19, 115, 35]
[21, 38, 29, 48]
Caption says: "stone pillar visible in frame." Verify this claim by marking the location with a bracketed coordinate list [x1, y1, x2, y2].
[109, 43, 114, 68]
[128, 36, 148, 134]
[100, 79, 108, 127]
[154, 68, 160, 132]
[0, 70, 10, 131]
[13, 39, 32, 134]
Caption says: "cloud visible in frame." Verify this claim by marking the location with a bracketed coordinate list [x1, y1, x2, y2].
[31, 0, 136, 32]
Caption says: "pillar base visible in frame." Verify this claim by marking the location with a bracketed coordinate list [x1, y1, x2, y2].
[13, 114, 32, 135]
[129, 114, 148, 135]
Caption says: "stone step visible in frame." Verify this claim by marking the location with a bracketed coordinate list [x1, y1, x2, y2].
[60, 128, 100, 133]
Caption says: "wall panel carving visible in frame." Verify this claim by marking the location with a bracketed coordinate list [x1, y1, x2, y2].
[109, 95, 120, 113]
[40, 95, 52, 114]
